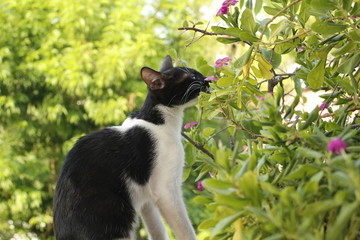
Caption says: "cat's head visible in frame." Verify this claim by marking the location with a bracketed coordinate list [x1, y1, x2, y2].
[140, 55, 209, 107]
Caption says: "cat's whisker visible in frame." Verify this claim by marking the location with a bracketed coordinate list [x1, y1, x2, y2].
[180, 82, 202, 104]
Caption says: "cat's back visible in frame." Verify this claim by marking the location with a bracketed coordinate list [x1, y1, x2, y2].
[54, 124, 158, 239]
[57, 124, 157, 188]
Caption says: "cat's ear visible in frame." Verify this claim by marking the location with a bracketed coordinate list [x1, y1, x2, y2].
[141, 67, 166, 90]
[159, 55, 173, 72]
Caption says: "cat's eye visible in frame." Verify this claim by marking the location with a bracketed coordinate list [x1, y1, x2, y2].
[191, 75, 197, 80]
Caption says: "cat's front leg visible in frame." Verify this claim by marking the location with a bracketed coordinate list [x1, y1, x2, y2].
[156, 189, 197, 240]
[141, 202, 169, 240]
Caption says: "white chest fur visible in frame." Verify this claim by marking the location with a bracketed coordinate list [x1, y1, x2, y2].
[113, 105, 186, 209]
[112, 105, 196, 240]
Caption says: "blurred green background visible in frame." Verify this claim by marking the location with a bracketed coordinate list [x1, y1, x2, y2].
[0, 0, 219, 239]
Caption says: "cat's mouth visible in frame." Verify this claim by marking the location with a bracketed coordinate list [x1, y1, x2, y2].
[201, 80, 210, 93]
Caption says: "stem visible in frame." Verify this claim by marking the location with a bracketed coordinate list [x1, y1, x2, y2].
[256, 30, 311, 46]
[258, 0, 303, 42]
[178, 27, 226, 36]
[181, 132, 215, 160]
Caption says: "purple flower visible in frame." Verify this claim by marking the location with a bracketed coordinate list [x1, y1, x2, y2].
[327, 137, 347, 154]
[216, 5, 229, 16]
[216, 0, 238, 16]
[205, 76, 219, 81]
[184, 121, 197, 129]
[319, 102, 329, 110]
[197, 181, 204, 191]
[215, 57, 232, 68]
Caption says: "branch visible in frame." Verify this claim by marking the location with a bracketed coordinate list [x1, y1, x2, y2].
[178, 26, 252, 46]
[268, 72, 297, 92]
[215, 94, 273, 141]
[178, 27, 226, 36]
[256, 30, 311, 46]
[259, 0, 303, 41]
[181, 132, 215, 160]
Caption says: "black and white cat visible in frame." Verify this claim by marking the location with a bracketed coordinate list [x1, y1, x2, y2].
[53, 55, 208, 240]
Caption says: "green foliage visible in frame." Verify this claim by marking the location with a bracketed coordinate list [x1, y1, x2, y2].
[183, 0, 360, 239]
[0, 0, 209, 238]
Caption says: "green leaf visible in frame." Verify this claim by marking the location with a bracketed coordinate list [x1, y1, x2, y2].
[326, 202, 359, 240]
[307, 59, 325, 89]
[240, 8, 256, 34]
[300, 106, 319, 130]
[211, 26, 226, 33]
[214, 195, 251, 210]
[238, 171, 261, 205]
[310, 0, 338, 10]
[331, 42, 356, 57]
[193, 196, 212, 204]
[285, 164, 319, 180]
[239, 31, 259, 42]
[216, 37, 241, 44]
[264, 6, 281, 16]
[304, 199, 342, 216]
[235, 46, 254, 68]
[337, 53, 360, 74]
[296, 147, 323, 159]
[217, 77, 234, 87]
[311, 20, 347, 35]
[202, 179, 235, 195]
[260, 181, 280, 195]
[261, 49, 282, 68]
[211, 212, 242, 238]
[224, 27, 243, 37]
[269, 19, 290, 41]
[202, 127, 215, 138]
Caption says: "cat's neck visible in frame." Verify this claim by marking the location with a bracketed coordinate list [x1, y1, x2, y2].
[130, 93, 185, 131]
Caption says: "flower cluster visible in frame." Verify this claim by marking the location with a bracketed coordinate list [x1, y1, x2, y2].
[184, 121, 197, 129]
[216, 0, 238, 16]
[205, 76, 219, 81]
[215, 57, 232, 68]
[319, 102, 329, 110]
[327, 137, 347, 154]
[197, 180, 204, 191]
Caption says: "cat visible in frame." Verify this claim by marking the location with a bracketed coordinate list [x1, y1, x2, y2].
[53, 55, 209, 240]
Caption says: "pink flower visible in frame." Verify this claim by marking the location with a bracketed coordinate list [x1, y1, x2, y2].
[319, 102, 329, 110]
[297, 43, 306, 52]
[197, 181, 204, 191]
[209, 172, 215, 178]
[215, 57, 232, 68]
[184, 121, 197, 129]
[327, 137, 347, 154]
[205, 76, 219, 81]
[216, 0, 238, 16]
[255, 95, 265, 101]
[216, 5, 229, 16]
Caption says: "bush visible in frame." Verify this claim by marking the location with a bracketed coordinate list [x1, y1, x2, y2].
[181, 0, 360, 239]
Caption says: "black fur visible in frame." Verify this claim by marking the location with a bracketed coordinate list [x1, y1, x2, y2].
[54, 127, 155, 239]
[53, 57, 208, 240]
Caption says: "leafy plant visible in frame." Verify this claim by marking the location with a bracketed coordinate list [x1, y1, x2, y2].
[180, 0, 360, 239]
